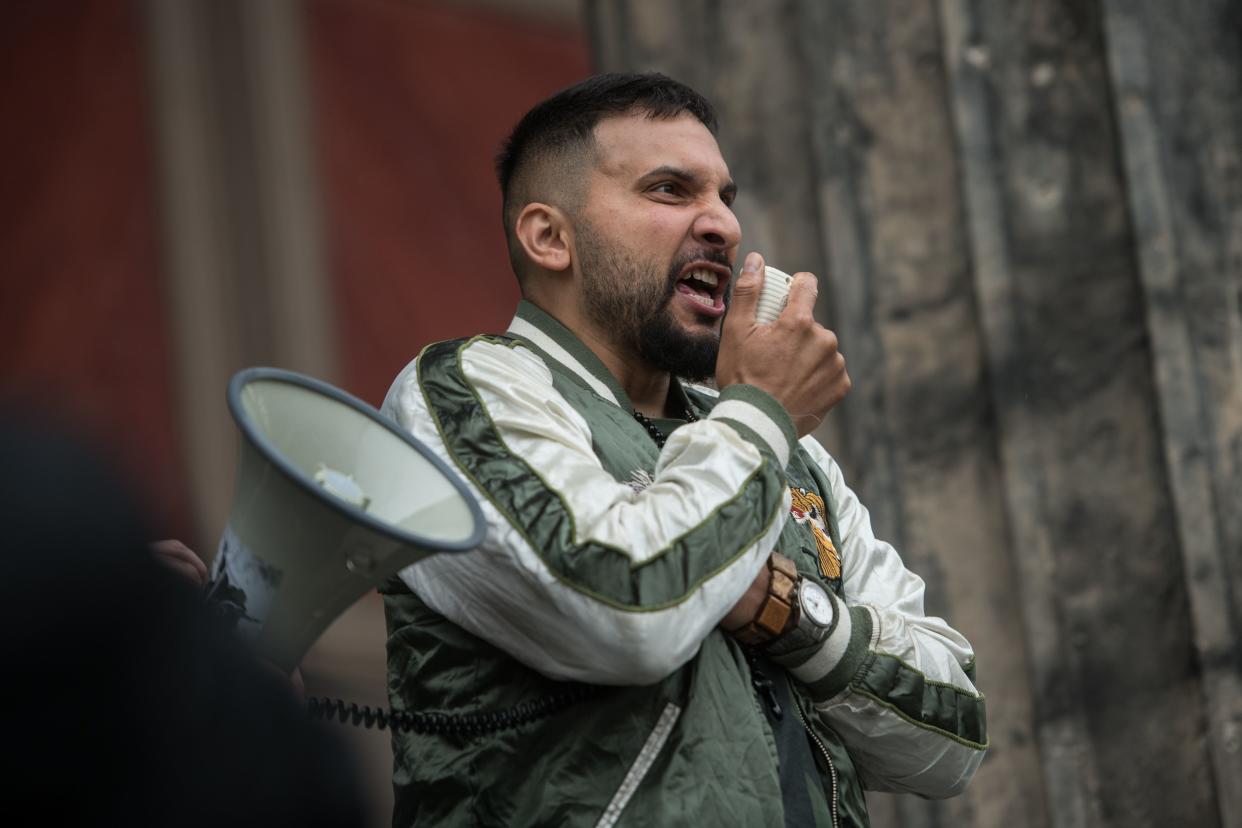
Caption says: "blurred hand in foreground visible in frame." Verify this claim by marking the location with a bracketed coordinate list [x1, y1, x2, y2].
[150, 538, 208, 586]
[149, 538, 304, 696]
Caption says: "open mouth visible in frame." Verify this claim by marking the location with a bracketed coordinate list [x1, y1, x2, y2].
[674, 265, 728, 312]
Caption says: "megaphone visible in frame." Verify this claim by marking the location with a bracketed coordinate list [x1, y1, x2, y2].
[205, 367, 485, 671]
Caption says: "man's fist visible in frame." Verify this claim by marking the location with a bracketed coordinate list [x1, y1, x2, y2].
[717, 251, 851, 436]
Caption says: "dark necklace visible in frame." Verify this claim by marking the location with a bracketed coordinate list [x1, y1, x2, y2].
[632, 407, 698, 449]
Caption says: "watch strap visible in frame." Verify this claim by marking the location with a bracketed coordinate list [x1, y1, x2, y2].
[733, 554, 800, 647]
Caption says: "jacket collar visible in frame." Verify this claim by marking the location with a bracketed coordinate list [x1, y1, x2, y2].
[505, 300, 700, 419]
[506, 300, 629, 407]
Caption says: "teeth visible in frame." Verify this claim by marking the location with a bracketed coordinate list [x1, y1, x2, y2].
[689, 269, 719, 288]
[689, 292, 714, 307]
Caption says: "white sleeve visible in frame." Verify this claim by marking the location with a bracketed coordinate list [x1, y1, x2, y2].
[774, 437, 988, 797]
[381, 337, 796, 685]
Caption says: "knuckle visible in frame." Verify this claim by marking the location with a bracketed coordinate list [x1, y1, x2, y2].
[791, 315, 815, 333]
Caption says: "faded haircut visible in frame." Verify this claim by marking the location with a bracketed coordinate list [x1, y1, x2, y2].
[494, 72, 719, 282]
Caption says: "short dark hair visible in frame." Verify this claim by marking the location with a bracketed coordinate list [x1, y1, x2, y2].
[495, 73, 718, 279]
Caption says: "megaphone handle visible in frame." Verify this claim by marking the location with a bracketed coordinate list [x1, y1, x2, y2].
[306, 683, 600, 735]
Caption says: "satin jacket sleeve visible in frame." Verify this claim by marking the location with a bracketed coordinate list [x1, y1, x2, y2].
[381, 335, 796, 685]
[770, 436, 988, 797]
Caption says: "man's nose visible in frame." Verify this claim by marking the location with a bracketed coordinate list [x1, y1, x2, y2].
[693, 199, 741, 251]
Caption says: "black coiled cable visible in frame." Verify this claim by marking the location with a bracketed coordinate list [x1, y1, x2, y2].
[306, 683, 600, 735]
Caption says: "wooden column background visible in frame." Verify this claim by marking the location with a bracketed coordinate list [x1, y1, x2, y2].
[588, 1, 1242, 826]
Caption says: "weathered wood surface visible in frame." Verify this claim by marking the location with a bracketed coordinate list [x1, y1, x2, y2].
[1101, 1, 1242, 825]
[795, 3, 1044, 825]
[936, 1, 1102, 823]
[940, 1, 1218, 824]
[588, 0, 1241, 825]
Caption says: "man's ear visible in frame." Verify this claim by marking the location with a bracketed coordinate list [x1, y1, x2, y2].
[514, 202, 572, 273]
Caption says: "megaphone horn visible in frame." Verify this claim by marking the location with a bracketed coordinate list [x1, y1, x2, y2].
[205, 367, 485, 671]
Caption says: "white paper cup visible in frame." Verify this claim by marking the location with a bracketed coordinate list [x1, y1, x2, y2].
[755, 266, 794, 324]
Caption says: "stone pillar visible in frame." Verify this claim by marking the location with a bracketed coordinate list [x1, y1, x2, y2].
[587, 0, 1240, 824]
[142, 0, 336, 548]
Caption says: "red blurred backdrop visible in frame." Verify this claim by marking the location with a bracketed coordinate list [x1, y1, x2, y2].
[1, 0, 589, 537]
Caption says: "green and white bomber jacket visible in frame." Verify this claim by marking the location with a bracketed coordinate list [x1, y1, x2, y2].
[379, 300, 987, 827]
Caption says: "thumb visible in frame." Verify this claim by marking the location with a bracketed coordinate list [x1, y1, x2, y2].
[725, 252, 765, 331]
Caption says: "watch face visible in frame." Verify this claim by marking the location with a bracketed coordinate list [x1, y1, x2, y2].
[801, 582, 835, 626]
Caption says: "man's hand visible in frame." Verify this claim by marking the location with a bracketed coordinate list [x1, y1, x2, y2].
[149, 539, 304, 697]
[259, 661, 307, 700]
[720, 556, 772, 631]
[717, 252, 850, 436]
[150, 539, 208, 586]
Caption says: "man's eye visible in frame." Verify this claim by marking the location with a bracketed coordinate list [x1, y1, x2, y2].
[650, 182, 679, 196]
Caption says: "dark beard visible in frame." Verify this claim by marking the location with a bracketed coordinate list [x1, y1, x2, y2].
[577, 222, 728, 383]
[633, 305, 720, 382]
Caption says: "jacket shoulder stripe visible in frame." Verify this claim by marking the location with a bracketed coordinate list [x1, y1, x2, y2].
[415, 337, 786, 610]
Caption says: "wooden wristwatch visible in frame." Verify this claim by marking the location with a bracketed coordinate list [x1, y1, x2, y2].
[733, 553, 800, 647]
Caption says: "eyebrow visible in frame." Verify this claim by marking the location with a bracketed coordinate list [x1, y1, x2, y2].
[642, 165, 738, 201]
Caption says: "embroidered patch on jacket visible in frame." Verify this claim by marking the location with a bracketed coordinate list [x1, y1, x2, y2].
[627, 468, 655, 494]
[789, 487, 840, 579]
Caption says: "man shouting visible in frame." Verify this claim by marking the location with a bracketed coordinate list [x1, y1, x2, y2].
[380, 72, 987, 827]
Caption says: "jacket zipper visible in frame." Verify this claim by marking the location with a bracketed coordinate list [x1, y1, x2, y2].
[793, 694, 839, 828]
